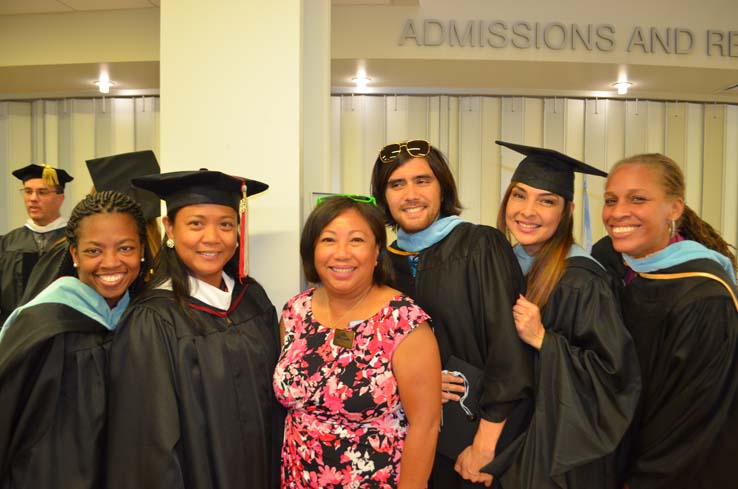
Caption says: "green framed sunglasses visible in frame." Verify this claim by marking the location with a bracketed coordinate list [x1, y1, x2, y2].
[378, 139, 432, 163]
[315, 193, 377, 206]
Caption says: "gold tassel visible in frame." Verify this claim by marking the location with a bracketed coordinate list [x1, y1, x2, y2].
[41, 164, 60, 187]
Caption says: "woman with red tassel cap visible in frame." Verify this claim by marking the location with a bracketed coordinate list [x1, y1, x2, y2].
[107, 169, 283, 489]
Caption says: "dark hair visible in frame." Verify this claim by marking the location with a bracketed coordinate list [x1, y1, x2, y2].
[147, 206, 240, 311]
[66, 190, 150, 294]
[370, 145, 462, 229]
[497, 182, 573, 309]
[301, 196, 393, 285]
[611, 153, 737, 271]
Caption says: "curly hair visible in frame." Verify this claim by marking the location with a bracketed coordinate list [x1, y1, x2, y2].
[611, 154, 736, 271]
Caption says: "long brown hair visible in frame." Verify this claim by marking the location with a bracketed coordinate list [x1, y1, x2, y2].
[370, 145, 463, 229]
[497, 183, 574, 309]
[611, 154, 737, 271]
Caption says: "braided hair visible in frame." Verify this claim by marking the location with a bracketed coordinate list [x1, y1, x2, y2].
[66, 190, 151, 293]
[612, 154, 737, 271]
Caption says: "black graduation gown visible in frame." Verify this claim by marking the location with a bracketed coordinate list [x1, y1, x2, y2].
[19, 240, 74, 306]
[0, 226, 66, 324]
[107, 277, 283, 489]
[593, 240, 738, 489]
[497, 256, 641, 489]
[388, 223, 534, 488]
[0, 303, 112, 489]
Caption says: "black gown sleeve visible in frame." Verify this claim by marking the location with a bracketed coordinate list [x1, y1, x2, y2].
[473, 228, 533, 422]
[535, 264, 640, 485]
[107, 305, 185, 489]
[628, 295, 738, 489]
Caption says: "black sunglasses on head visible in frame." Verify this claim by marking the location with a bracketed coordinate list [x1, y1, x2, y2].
[378, 139, 431, 163]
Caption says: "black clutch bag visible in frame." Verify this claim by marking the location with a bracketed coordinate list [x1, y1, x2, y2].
[437, 355, 483, 460]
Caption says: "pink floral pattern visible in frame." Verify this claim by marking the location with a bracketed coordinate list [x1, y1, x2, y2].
[273, 288, 429, 488]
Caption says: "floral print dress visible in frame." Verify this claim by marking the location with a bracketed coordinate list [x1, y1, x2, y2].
[273, 288, 430, 488]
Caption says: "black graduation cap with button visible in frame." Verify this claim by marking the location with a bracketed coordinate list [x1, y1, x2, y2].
[12, 164, 74, 189]
[132, 168, 269, 280]
[495, 140, 607, 200]
[86, 150, 162, 220]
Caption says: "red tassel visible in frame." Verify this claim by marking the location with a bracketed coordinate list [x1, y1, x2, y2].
[238, 181, 248, 282]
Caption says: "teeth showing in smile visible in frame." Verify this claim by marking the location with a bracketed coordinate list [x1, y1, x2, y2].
[198, 252, 219, 257]
[612, 226, 638, 234]
[330, 267, 355, 273]
[517, 222, 539, 229]
[404, 207, 424, 214]
[98, 273, 125, 284]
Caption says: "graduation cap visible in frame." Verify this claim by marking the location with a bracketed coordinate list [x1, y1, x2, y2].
[496, 140, 606, 201]
[132, 169, 269, 280]
[12, 164, 74, 189]
[86, 150, 162, 220]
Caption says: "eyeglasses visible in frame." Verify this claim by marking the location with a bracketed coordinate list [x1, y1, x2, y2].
[315, 193, 377, 206]
[378, 139, 431, 163]
[19, 187, 59, 197]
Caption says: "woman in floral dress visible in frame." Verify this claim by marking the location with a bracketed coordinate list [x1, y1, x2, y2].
[273, 196, 441, 488]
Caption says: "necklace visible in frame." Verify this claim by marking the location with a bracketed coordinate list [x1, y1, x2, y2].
[322, 284, 373, 348]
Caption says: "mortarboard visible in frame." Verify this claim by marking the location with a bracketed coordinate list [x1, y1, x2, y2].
[86, 150, 162, 220]
[132, 169, 269, 281]
[12, 164, 74, 188]
[131, 169, 268, 214]
[496, 140, 607, 201]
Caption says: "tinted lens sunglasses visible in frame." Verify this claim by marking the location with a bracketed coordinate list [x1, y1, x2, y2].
[315, 193, 377, 206]
[378, 139, 431, 163]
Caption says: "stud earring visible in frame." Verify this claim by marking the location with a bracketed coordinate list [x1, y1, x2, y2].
[166, 238, 175, 249]
[73, 262, 78, 268]
[140, 257, 145, 262]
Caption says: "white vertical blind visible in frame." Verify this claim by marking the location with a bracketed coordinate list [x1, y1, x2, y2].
[0, 97, 160, 233]
[330, 95, 738, 248]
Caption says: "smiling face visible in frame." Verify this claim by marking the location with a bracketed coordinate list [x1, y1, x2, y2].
[504, 182, 567, 255]
[603, 163, 684, 258]
[313, 208, 380, 298]
[384, 157, 442, 233]
[164, 204, 238, 288]
[22, 178, 64, 226]
[70, 212, 143, 307]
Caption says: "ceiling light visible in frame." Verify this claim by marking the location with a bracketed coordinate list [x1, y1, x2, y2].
[94, 79, 115, 94]
[612, 81, 633, 95]
[352, 75, 371, 89]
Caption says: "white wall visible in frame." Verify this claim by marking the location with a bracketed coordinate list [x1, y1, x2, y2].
[330, 94, 738, 249]
[0, 97, 160, 232]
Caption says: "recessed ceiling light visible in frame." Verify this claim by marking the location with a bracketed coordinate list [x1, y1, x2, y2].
[352, 75, 371, 89]
[94, 78, 115, 94]
[612, 81, 633, 95]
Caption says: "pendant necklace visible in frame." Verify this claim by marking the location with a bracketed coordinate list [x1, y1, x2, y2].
[324, 285, 373, 348]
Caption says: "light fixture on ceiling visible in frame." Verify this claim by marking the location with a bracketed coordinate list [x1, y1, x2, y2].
[94, 76, 115, 94]
[352, 74, 371, 90]
[612, 81, 633, 95]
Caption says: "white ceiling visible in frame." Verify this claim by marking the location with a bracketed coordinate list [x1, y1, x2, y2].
[0, 0, 159, 15]
[2, 0, 737, 103]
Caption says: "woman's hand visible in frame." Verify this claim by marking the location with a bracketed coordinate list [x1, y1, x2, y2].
[441, 371, 466, 403]
[454, 444, 494, 487]
[513, 295, 545, 350]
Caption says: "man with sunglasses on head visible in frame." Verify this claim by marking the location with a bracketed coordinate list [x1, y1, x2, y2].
[370, 141, 534, 488]
[0, 164, 73, 325]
